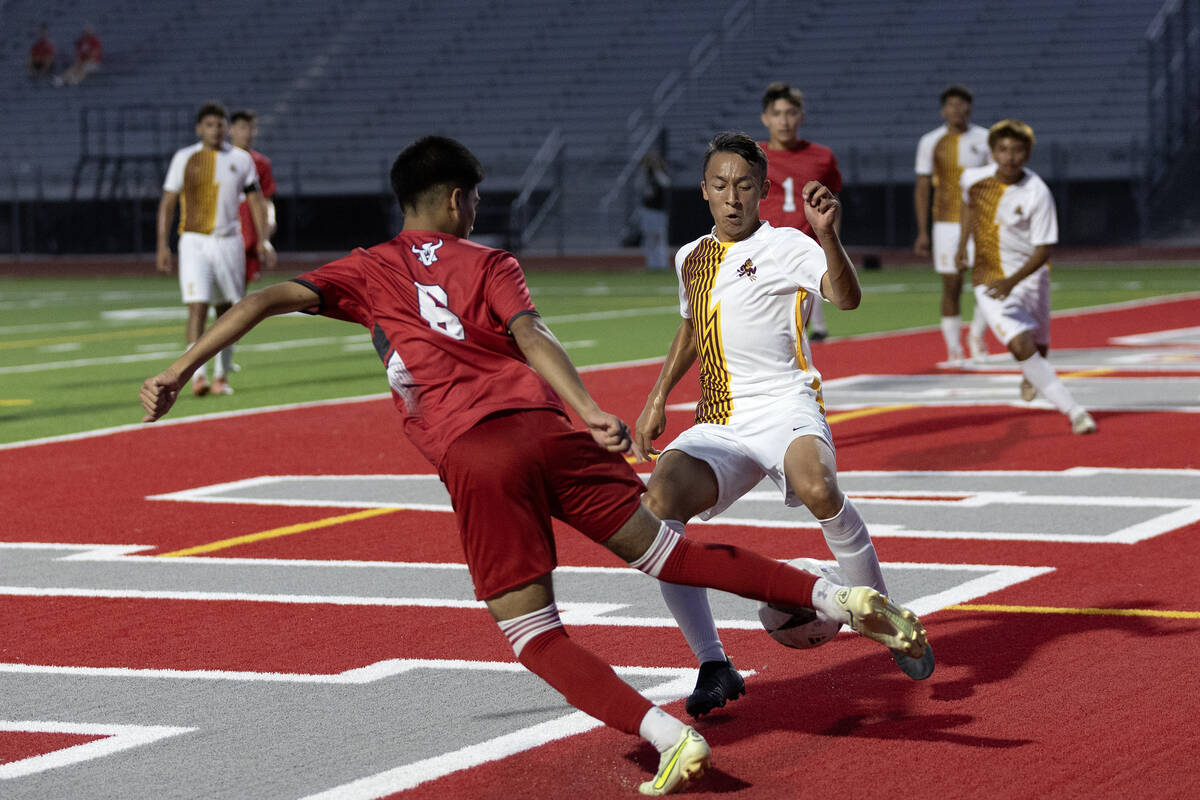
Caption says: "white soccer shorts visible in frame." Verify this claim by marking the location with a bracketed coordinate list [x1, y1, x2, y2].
[178, 232, 246, 305]
[932, 221, 972, 275]
[973, 266, 1051, 347]
[661, 395, 834, 520]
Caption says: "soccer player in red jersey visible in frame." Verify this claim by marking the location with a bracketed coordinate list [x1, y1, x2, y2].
[139, 136, 926, 796]
[758, 82, 842, 340]
[230, 110, 277, 284]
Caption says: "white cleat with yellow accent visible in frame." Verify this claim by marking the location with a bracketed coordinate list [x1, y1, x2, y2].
[638, 726, 711, 796]
[835, 586, 928, 660]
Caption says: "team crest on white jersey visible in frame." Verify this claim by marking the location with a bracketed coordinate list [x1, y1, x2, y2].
[736, 259, 757, 281]
[411, 239, 444, 266]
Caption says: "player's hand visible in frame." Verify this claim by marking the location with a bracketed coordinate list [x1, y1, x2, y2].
[258, 240, 278, 270]
[954, 248, 970, 272]
[584, 410, 643, 459]
[913, 232, 931, 256]
[985, 277, 1016, 300]
[801, 181, 840, 236]
[140, 369, 183, 422]
[634, 401, 667, 461]
[155, 246, 173, 274]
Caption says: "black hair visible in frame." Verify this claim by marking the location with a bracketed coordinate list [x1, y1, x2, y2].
[940, 85, 974, 105]
[230, 109, 256, 125]
[390, 136, 484, 211]
[761, 81, 804, 111]
[702, 131, 768, 182]
[196, 102, 228, 123]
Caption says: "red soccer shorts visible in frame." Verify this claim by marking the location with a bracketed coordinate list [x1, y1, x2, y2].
[438, 408, 645, 600]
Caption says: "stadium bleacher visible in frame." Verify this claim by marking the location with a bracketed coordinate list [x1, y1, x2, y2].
[2, 0, 1161, 249]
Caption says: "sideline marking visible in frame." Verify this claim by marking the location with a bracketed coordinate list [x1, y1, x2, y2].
[0, 399, 32, 407]
[826, 404, 916, 424]
[157, 508, 401, 557]
[0, 326, 181, 351]
[948, 603, 1200, 619]
[1061, 368, 1115, 379]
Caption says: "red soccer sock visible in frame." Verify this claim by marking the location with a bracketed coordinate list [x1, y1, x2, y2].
[656, 536, 818, 609]
[518, 627, 653, 735]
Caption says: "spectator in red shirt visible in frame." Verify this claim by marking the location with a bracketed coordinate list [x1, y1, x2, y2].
[27, 23, 56, 82]
[58, 24, 102, 86]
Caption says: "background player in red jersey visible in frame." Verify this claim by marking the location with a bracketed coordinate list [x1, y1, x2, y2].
[139, 136, 926, 796]
[230, 110, 277, 284]
[758, 82, 843, 340]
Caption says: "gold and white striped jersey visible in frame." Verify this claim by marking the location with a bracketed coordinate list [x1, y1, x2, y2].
[914, 123, 990, 223]
[960, 164, 1058, 286]
[675, 221, 828, 425]
[163, 141, 259, 237]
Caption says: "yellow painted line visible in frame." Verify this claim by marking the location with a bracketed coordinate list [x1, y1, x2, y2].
[947, 603, 1200, 620]
[157, 507, 401, 557]
[1061, 368, 1114, 379]
[0, 399, 33, 407]
[827, 404, 916, 424]
[0, 326, 182, 351]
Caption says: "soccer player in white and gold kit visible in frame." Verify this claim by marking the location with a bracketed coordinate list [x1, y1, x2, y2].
[156, 102, 275, 396]
[635, 133, 935, 717]
[914, 86, 991, 364]
[957, 119, 1096, 435]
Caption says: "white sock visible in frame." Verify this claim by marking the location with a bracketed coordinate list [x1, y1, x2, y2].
[940, 315, 963, 355]
[1019, 352, 1079, 415]
[655, 520, 727, 665]
[810, 576, 849, 624]
[969, 313, 987, 338]
[215, 346, 234, 379]
[818, 498, 887, 593]
[639, 706, 686, 753]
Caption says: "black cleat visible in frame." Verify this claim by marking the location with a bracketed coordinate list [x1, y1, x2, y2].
[685, 659, 745, 718]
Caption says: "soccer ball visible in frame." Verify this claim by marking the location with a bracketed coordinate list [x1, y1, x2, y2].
[757, 557, 844, 649]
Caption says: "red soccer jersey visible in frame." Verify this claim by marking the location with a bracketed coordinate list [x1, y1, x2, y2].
[239, 149, 275, 250]
[293, 232, 565, 467]
[757, 140, 842, 239]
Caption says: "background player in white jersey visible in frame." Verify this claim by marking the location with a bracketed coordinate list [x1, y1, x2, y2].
[957, 120, 1097, 435]
[156, 102, 276, 396]
[635, 132, 935, 718]
[914, 86, 992, 364]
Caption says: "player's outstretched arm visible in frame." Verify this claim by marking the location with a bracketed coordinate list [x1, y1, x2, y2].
[509, 313, 640, 458]
[139, 281, 319, 422]
[635, 318, 696, 457]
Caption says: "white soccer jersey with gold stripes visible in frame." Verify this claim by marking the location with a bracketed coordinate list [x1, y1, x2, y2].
[960, 164, 1058, 286]
[674, 221, 828, 425]
[914, 123, 990, 223]
[163, 141, 259, 237]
